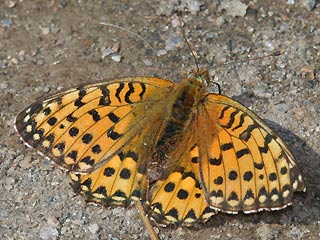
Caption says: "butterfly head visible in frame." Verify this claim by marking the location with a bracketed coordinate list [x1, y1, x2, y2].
[179, 68, 209, 102]
[185, 67, 210, 88]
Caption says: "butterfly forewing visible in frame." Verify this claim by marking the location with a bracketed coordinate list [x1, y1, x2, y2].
[15, 77, 174, 173]
[197, 93, 305, 213]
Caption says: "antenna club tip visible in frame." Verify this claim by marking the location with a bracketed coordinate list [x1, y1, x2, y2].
[273, 50, 285, 56]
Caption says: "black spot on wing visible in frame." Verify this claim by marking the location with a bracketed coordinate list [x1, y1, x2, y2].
[269, 173, 277, 181]
[185, 209, 196, 221]
[228, 191, 239, 201]
[139, 82, 146, 99]
[210, 189, 223, 197]
[177, 189, 189, 200]
[229, 170, 238, 180]
[182, 171, 196, 180]
[280, 166, 288, 175]
[115, 82, 124, 103]
[47, 117, 57, 126]
[164, 182, 175, 192]
[92, 144, 102, 154]
[113, 189, 127, 199]
[125, 82, 134, 104]
[259, 144, 269, 154]
[232, 113, 245, 131]
[126, 151, 138, 162]
[236, 148, 250, 158]
[88, 109, 101, 122]
[43, 107, 52, 115]
[80, 156, 95, 166]
[191, 157, 198, 163]
[254, 162, 264, 170]
[214, 176, 223, 185]
[219, 106, 230, 119]
[209, 155, 222, 166]
[69, 127, 79, 137]
[120, 168, 131, 179]
[82, 133, 93, 144]
[107, 126, 122, 140]
[54, 142, 65, 152]
[67, 150, 78, 161]
[46, 133, 55, 145]
[66, 114, 77, 122]
[221, 109, 239, 129]
[239, 123, 258, 142]
[99, 88, 110, 106]
[244, 189, 254, 200]
[107, 112, 120, 123]
[104, 167, 115, 177]
[243, 171, 253, 181]
[166, 208, 178, 220]
[221, 143, 233, 151]
[94, 186, 107, 196]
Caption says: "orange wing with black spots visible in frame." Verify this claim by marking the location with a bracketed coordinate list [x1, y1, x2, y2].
[15, 77, 174, 173]
[15, 77, 174, 205]
[70, 117, 163, 206]
[196, 93, 306, 213]
[149, 124, 216, 225]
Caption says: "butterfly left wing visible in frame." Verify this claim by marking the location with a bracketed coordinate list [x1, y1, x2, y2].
[196, 93, 306, 213]
[15, 77, 174, 173]
[15, 77, 175, 206]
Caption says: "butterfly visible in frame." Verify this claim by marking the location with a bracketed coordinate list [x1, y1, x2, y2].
[15, 67, 305, 226]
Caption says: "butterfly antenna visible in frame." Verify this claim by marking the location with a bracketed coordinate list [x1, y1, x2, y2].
[210, 50, 284, 69]
[177, 12, 200, 72]
[100, 22, 154, 49]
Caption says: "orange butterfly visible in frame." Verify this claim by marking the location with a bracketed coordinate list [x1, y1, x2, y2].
[15, 68, 305, 227]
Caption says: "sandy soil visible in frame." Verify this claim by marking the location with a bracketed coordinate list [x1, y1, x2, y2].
[1, 1, 319, 239]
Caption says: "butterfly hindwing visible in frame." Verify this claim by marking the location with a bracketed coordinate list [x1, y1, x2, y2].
[196, 93, 305, 213]
[149, 126, 216, 225]
[69, 117, 164, 206]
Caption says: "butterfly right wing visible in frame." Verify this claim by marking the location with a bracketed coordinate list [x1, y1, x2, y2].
[196, 93, 306, 213]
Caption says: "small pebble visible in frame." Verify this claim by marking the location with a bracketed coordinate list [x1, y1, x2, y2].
[157, 49, 167, 56]
[101, 47, 113, 59]
[39, 226, 59, 240]
[6, 0, 16, 8]
[1, 19, 12, 27]
[165, 36, 183, 51]
[41, 27, 50, 35]
[219, 0, 248, 17]
[88, 223, 100, 234]
[302, 0, 316, 11]
[111, 42, 121, 53]
[142, 59, 153, 66]
[111, 53, 122, 62]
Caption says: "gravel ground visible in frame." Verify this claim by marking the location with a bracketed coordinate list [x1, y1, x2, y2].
[0, 1, 319, 239]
